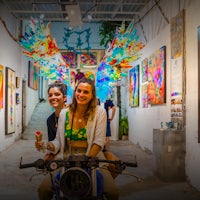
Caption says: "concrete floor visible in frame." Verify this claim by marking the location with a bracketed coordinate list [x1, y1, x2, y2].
[0, 101, 200, 200]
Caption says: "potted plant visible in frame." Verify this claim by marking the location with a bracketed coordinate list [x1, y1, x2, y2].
[119, 116, 129, 140]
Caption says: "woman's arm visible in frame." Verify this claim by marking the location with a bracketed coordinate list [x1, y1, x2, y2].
[48, 108, 67, 154]
[88, 106, 107, 154]
[88, 143, 102, 157]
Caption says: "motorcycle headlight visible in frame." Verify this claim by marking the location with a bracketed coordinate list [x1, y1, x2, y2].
[60, 167, 92, 198]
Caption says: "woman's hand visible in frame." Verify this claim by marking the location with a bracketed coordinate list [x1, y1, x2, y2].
[46, 142, 55, 152]
[35, 141, 44, 151]
[44, 153, 55, 161]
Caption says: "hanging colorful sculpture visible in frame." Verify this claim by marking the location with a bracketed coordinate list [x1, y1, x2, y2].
[18, 17, 73, 100]
[18, 17, 144, 103]
[96, 20, 145, 102]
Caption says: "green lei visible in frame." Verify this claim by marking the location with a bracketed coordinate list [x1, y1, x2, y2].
[65, 111, 87, 141]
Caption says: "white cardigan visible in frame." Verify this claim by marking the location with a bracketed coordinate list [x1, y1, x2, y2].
[51, 106, 107, 159]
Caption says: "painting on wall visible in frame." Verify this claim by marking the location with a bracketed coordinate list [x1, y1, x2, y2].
[61, 52, 77, 69]
[70, 70, 76, 90]
[5, 67, 16, 135]
[148, 46, 166, 105]
[141, 58, 148, 83]
[171, 10, 184, 59]
[129, 65, 139, 107]
[79, 52, 97, 69]
[0, 65, 4, 109]
[142, 83, 148, 108]
[28, 61, 39, 90]
[84, 70, 96, 83]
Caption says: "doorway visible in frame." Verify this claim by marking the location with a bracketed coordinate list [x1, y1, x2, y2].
[22, 79, 26, 133]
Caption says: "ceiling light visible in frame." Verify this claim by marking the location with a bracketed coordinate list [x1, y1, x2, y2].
[40, 14, 44, 19]
[87, 14, 92, 21]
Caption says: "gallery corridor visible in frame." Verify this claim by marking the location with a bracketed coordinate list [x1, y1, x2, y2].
[0, 101, 200, 200]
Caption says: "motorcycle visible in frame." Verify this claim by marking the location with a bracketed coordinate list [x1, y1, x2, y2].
[19, 154, 138, 200]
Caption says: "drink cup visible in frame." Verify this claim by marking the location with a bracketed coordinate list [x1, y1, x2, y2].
[35, 131, 42, 142]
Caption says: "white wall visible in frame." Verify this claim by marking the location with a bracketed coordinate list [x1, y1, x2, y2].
[0, 4, 39, 151]
[1, 0, 200, 191]
[0, 21, 21, 151]
[127, 25, 171, 151]
[185, 0, 200, 191]
[125, 0, 200, 191]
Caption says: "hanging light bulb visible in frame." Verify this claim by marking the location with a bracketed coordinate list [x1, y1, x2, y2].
[87, 14, 92, 21]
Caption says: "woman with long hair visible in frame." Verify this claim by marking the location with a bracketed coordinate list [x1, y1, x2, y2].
[36, 77, 119, 200]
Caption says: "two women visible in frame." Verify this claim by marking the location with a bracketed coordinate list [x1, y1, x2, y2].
[36, 77, 119, 200]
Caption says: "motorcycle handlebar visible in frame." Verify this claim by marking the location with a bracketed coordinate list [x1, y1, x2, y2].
[123, 161, 137, 167]
[19, 157, 45, 169]
[19, 155, 138, 171]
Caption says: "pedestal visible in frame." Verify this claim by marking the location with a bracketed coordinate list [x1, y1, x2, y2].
[153, 128, 185, 181]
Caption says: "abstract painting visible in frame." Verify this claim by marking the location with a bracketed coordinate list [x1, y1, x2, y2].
[141, 58, 148, 83]
[28, 61, 39, 90]
[171, 10, 184, 59]
[142, 83, 148, 108]
[61, 52, 77, 69]
[84, 70, 96, 83]
[148, 46, 166, 105]
[129, 65, 139, 107]
[79, 52, 97, 69]
[5, 67, 15, 135]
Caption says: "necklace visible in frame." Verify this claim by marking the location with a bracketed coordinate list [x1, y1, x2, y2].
[74, 111, 85, 123]
[78, 116, 85, 123]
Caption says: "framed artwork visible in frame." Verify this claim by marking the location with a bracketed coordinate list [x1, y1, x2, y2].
[129, 65, 139, 107]
[0, 65, 4, 109]
[84, 70, 96, 83]
[5, 67, 16, 135]
[142, 83, 148, 108]
[16, 77, 20, 88]
[79, 52, 97, 69]
[141, 58, 148, 83]
[70, 70, 76, 90]
[61, 52, 77, 69]
[147, 46, 166, 105]
[28, 61, 39, 90]
[171, 10, 184, 59]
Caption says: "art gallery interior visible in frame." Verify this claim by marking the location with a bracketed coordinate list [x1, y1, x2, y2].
[0, 0, 200, 197]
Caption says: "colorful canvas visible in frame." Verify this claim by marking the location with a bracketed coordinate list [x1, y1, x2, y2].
[141, 58, 148, 83]
[61, 52, 77, 69]
[28, 61, 39, 90]
[148, 46, 166, 105]
[79, 52, 97, 68]
[0, 65, 3, 109]
[5, 67, 16, 134]
[84, 71, 95, 83]
[70, 70, 76, 90]
[171, 10, 184, 59]
[129, 65, 139, 107]
[142, 83, 148, 108]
